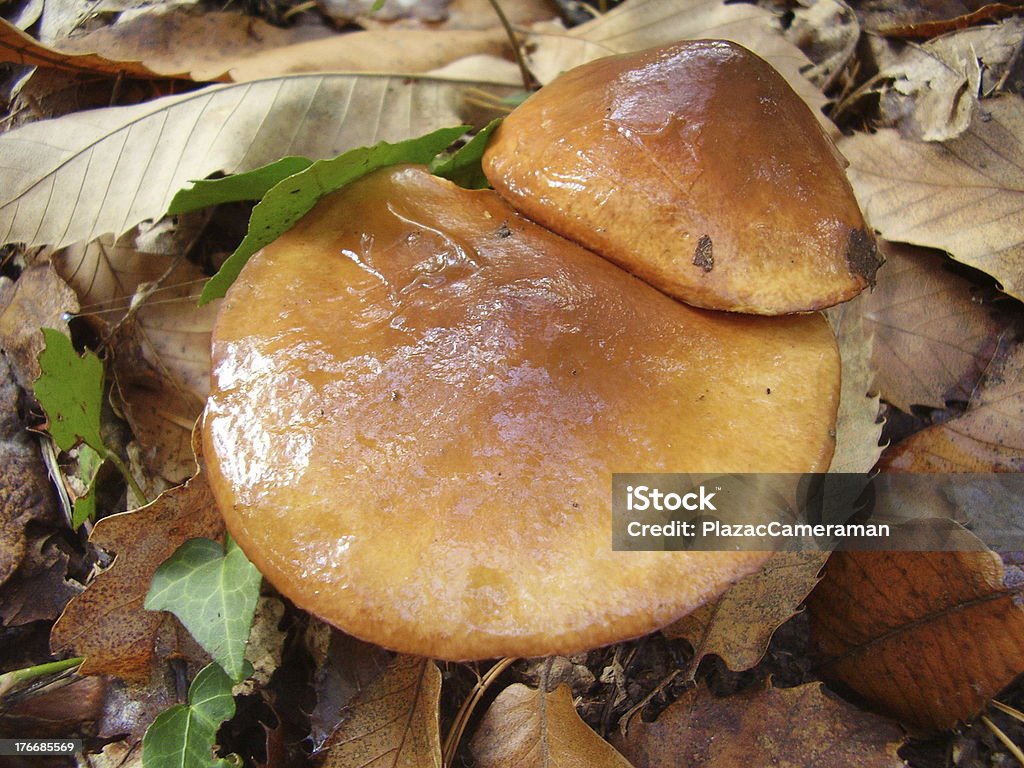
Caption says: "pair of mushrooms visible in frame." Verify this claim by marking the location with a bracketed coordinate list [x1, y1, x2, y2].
[203, 40, 879, 661]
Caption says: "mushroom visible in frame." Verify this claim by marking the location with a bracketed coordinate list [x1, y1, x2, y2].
[482, 40, 881, 315]
[202, 164, 840, 660]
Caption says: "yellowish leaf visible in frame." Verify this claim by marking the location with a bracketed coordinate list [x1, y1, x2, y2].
[471, 683, 635, 768]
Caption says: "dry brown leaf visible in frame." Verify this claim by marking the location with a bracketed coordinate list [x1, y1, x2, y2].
[0, 534, 82, 626]
[662, 552, 828, 674]
[854, 0, 1024, 37]
[842, 95, 1024, 301]
[864, 241, 1007, 411]
[0, 73, 514, 252]
[315, 654, 441, 768]
[525, 0, 829, 125]
[0, 17, 197, 80]
[808, 544, 1024, 730]
[50, 471, 224, 681]
[881, 340, 1024, 471]
[0, 675, 106, 736]
[927, 18, 1024, 96]
[786, 0, 861, 90]
[55, 9, 330, 82]
[471, 683, 635, 768]
[0, 261, 78, 390]
[615, 680, 904, 767]
[827, 293, 885, 474]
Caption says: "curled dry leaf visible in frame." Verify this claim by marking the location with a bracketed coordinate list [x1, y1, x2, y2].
[615, 680, 904, 768]
[0, 261, 78, 390]
[50, 471, 224, 681]
[808, 534, 1024, 730]
[315, 655, 441, 768]
[0, 73, 514, 252]
[786, 0, 860, 90]
[471, 683, 635, 768]
[524, 0, 829, 126]
[842, 95, 1024, 301]
[662, 552, 828, 674]
[864, 241, 1007, 411]
[882, 340, 1024, 471]
[853, 0, 1024, 38]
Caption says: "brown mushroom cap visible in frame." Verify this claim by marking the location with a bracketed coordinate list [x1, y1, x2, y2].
[483, 40, 881, 315]
[202, 165, 840, 661]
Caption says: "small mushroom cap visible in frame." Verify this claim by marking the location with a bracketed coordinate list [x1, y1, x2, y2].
[483, 40, 882, 315]
[203, 165, 840, 661]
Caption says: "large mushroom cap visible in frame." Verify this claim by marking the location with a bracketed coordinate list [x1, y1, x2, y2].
[483, 40, 881, 315]
[203, 165, 840, 661]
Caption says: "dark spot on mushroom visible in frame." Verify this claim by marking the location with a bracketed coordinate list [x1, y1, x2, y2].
[693, 234, 713, 272]
[846, 228, 883, 287]
[391, 390, 402, 401]
[766, 387, 771, 394]
[496, 222, 512, 239]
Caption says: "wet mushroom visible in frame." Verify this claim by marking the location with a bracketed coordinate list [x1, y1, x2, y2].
[202, 165, 840, 661]
[483, 39, 882, 315]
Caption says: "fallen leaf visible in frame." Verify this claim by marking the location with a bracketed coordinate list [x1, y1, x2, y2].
[0, 17, 195, 81]
[241, 596, 286, 690]
[864, 241, 1007, 411]
[807, 542, 1024, 730]
[854, 0, 1024, 38]
[0, 534, 81, 625]
[881, 339, 1024, 471]
[50, 472, 224, 681]
[315, 655, 442, 768]
[471, 683, 635, 768]
[34, 328, 106, 454]
[842, 95, 1024, 301]
[662, 552, 828, 674]
[0, 674, 106, 736]
[786, 0, 860, 90]
[0, 73, 515, 252]
[615, 680, 904, 767]
[525, 0, 829, 126]
[0, 261, 78, 390]
[926, 18, 1024, 96]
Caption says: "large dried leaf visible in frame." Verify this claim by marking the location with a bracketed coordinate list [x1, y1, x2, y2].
[864, 242, 1007, 411]
[882, 340, 1024, 471]
[525, 0, 828, 123]
[615, 680, 904, 767]
[842, 95, 1024, 301]
[0, 73, 511, 251]
[471, 683, 635, 768]
[663, 552, 828, 673]
[50, 472, 224, 681]
[808, 544, 1024, 730]
[315, 655, 441, 768]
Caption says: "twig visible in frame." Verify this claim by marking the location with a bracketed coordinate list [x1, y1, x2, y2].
[982, 715, 1024, 767]
[485, 0, 534, 92]
[442, 657, 517, 766]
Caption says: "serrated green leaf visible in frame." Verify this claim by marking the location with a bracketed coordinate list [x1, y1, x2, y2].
[141, 662, 241, 768]
[70, 445, 104, 530]
[145, 537, 261, 682]
[167, 156, 313, 215]
[199, 125, 469, 304]
[34, 328, 107, 454]
[430, 118, 502, 190]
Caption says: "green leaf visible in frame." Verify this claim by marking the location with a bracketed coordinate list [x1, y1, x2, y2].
[142, 662, 243, 768]
[145, 537, 261, 682]
[199, 125, 469, 304]
[167, 156, 313, 215]
[34, 328, 107, 454]
[71, 445, 104, 529]
[430, 118, 502, 190]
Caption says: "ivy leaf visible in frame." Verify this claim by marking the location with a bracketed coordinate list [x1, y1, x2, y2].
[199, 125, 469, 304]
[167, 156, 313, 214]
[430, 118, 502, 190]
[33, 328, 106, 453]
[144, 537, 261, 682]
[141, 662, 246, 768]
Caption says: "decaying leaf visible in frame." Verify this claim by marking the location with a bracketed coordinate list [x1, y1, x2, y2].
[315, 655, 442, 768]
[842, 95, 1024, 301]
[785, 0, 860, 90]
[50, 471, 224, 681]
[0, 534, 81, 626]
[0, 73, 514, 253]
[882, 340, 1024, 471]
[663, 552, 828, 674]
[808, 542, 1024, 730]
[525, 0, 829, 125]
[0, 674, 106, 737]
[471, 683, 635, 768]
[853, 0, 1024, 38]
[0, 261, 78, 390]
[864, 241, 1008, 411]
[615, 680, 904, 767]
